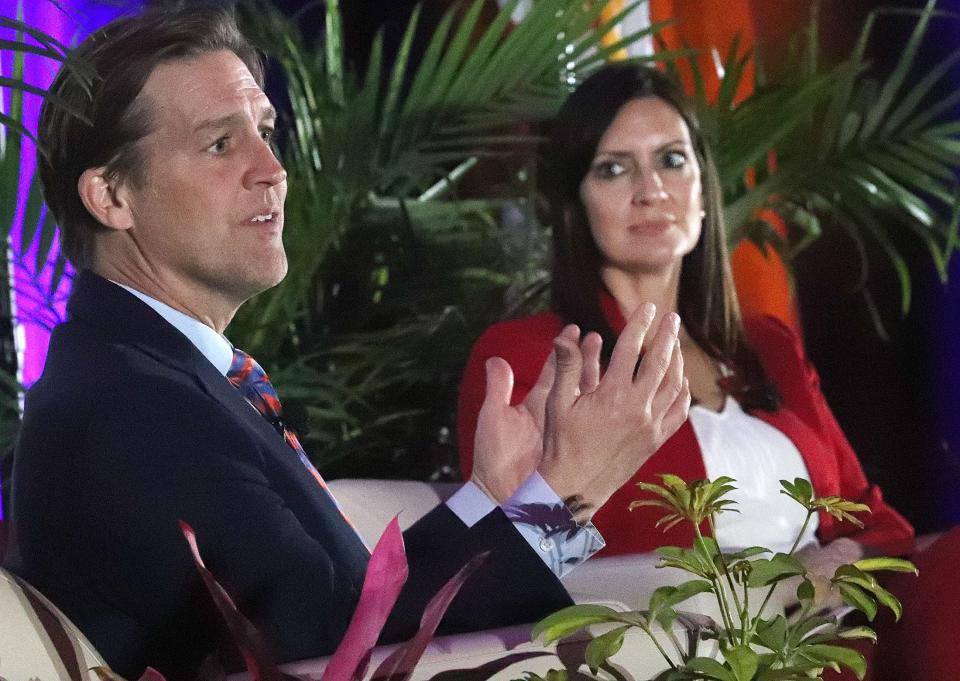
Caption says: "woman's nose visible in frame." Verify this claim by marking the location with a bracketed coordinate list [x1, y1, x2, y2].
[631, 169, 668, 204]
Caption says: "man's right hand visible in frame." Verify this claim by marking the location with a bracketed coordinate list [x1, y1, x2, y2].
[537, 303, 690, 522]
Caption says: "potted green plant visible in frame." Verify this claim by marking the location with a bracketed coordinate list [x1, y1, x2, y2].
[525, 476, 917, 681]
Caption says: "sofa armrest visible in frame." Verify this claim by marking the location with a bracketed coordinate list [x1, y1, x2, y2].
[328, 479, 460, 548]
[0, 568, 106, 680]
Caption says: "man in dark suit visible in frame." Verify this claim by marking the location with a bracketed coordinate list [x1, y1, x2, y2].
[8, 6, 689, 680]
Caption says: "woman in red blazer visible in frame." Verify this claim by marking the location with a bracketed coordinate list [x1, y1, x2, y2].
[458, 64, 913, 566]
[459, 62, 960, 681]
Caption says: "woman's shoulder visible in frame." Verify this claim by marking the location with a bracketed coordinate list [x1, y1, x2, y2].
[742, 314, 824, 415]
[462, 311, 564, 394]
[473, 311, 566, 350]
[743, 314, 808, 367]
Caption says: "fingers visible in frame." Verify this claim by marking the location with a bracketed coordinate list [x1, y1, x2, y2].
[651, 331, 684, 416]
[607, 302, 656, 381]
[633, 312, 681, 397]
[547, 325, 582, 415]
[482, 357, 515, 408]
[522, 347, 558, 430]
[660, 376, 691, 436]
[579, 332, 602, 394]
[529, 348, 557, 398]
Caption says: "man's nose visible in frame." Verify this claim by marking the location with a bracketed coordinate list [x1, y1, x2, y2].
[245, 138, 287, 189]
[631, 169, 667, 205]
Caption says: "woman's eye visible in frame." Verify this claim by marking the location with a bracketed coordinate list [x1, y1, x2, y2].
[593, 160, 627, 179]
[662, 150, 688, 169]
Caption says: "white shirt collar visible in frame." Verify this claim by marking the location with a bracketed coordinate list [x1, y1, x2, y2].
[112, 282, 234, 376]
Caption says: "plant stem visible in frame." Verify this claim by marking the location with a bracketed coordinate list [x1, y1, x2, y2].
[749, 509, 816, 638]
[787, 509, 815, 557]
[694, 524, 737, 645]
[665, 626, 687, 661]
[780, 598, 813, 665]
[742, 577, 750, 645]
[634, 616, 678, 670]
[708, 515, 747, 643]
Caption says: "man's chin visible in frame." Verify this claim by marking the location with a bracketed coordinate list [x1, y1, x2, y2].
[245, 260, 289, 298]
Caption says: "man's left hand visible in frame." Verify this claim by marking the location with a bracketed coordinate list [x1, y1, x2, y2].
[470, 326, 582, 503]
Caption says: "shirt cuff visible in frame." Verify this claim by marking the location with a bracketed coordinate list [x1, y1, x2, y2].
[444, 474, 606, 578]
[502, 472, 605, 578]
[445, 480, 496, 528]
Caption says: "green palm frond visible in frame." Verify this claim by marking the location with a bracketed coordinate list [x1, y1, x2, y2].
[714, 0, 960, 323]
[230, 0, 669, 359]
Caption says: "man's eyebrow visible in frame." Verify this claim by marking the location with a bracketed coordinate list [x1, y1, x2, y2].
[193, 106, 278, 134]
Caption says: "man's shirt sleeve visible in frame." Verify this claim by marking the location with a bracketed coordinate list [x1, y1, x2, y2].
[445, 472, 605, 578]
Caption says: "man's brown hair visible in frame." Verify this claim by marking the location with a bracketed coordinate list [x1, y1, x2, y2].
[37, 6, 264, 270]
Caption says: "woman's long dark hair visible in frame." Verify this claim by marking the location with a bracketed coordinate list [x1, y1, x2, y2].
[540, 64, 777, 411]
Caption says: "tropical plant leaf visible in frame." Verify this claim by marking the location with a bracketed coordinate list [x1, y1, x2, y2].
[723, 644, 759, 681]
[853, 556, 919, 574]
[746, 553, 805, 588]
[685, 656, 736, 681]
[179, 520, 283, 680]
[370, 550, 490, 681]
[753, 615, 787, 653]
[584, 625, 628, 674]
[801, 643, 867, 680]
[532, 604, 628, 645]
[836, 582, 878, 621]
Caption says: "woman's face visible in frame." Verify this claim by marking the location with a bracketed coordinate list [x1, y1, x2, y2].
[579, 97, 703, 275]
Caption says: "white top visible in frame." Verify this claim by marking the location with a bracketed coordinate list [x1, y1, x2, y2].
[689, 396, 819, 554]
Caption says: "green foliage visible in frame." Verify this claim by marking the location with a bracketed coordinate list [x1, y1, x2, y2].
[529, 476, 917, 680]
[781, 477, 872, 529]
[695, 0, 960, 332]
[1, 4, 88, 275]
[226, 0, 667, 474]
[632, 474, 739, 529]
[242, 0, 960, 479]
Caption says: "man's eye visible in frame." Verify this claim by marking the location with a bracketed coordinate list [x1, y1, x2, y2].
[208, 136, 230, 154]
[261, 128, 274, 143]
[592, 160, 627, 179]
[663, 150, 688, 169]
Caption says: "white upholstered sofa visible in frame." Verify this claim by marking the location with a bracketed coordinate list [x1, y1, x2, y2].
[0, 479, 724, 681]
[0, 566, 105, 681]
[238, 479, 724, 681]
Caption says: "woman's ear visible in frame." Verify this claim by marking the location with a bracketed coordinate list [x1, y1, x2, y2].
[77, 167, 134, 231]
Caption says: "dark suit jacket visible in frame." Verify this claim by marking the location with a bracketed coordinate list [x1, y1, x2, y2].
[9, 271, 570, 680]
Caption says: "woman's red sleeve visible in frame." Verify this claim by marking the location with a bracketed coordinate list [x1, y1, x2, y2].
[747, 315, 915, 555]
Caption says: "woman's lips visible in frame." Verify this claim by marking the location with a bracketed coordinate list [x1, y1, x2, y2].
[628, 220, 673, 234]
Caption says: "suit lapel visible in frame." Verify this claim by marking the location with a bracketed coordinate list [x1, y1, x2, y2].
[65, 272, 368, 565]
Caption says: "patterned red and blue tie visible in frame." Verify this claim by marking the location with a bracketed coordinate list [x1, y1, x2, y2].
[227, 348, 361, 539]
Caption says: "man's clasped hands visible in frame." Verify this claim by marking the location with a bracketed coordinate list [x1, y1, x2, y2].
[471, 302, 691, 522]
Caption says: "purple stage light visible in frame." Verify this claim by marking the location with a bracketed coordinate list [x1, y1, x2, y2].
[1, 0, 141, 388]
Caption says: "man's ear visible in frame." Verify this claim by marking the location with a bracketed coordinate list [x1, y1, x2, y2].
[77, 167, 134, 231]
